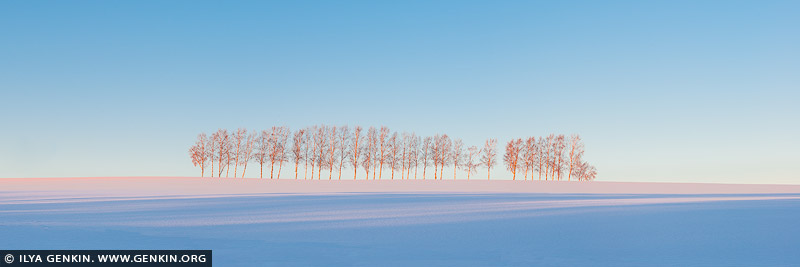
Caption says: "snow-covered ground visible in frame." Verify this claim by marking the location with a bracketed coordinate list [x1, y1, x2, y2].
[2, 178, 799, 266]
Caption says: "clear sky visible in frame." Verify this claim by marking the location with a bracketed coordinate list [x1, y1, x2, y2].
[1, 1, 798, 184]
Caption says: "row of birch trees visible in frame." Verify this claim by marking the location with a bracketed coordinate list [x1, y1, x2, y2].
[502, 134, 596, 181]
[189, 125, 595, 181]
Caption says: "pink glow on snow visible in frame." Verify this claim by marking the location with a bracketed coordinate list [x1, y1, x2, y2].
[2, 177, 800, 228]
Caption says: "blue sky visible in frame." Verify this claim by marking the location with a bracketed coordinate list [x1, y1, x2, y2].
[1, 1, 798, 183]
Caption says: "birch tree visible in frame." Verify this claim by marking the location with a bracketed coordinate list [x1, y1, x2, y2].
[421, 136, 432, 179]
[208, 132, 218, 177]
[438, 134, 451, 180]
[364, 127, 377, 180]
[387, 132, 399, 179]
[537, 136, 546, 180]
[567, 134, 583, 181]
[255, 130, 269, 179]
[327, 125, 338, 180]
[451, 139, 463, 180]
[350, 126, 362, 180]
[409, 133, 420, 179]
[583, 163, 597, 181]
[572, 160, 597, 181]
[225, 131, 233, 178]
[337, 125, 350, 180]
[309, 126, 318, 179]
[213, 129, 230, 178]
[314, 126, 327, 180]
[232, 128, 246, 178]
[304, 126, 314, 179]
[520, 138, 530, 180]
[291, 129, 306, 179]
[523, 137, 536, 181]
[544, 134, 554, 180]
[400, 132, 409, 179]
[431, 134, 444, 180]
[465, 145, 479, 180]
[268, 127, 280, 179]
[189, 133, 209, 177]
[378, 126, 389, 179]
[481, 138, 497, 180]
[554, 134, 566, 180]
[276, 126, 290, 179]
[503, 138, 522, 180]
[240, 131, 256, 178]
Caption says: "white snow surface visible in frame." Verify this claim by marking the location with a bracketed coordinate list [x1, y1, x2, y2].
[2, 177, 799, 266]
